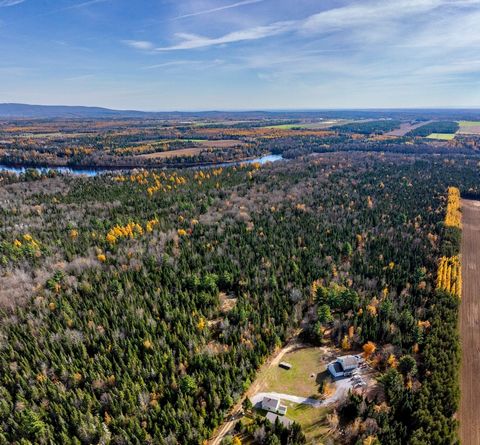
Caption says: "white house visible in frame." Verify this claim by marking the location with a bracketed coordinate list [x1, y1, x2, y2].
[261, 396, 288, 415]
[266, 412, 292, 427]
[328, 355, 362, 379]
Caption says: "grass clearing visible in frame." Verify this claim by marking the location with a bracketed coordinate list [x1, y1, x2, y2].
[426, 133, 456, 140]
[257, 346, 335, 398]
[284, 401, 332, 444]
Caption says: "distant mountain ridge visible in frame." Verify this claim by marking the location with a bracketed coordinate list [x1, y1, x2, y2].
[1, 103, 480, 121]
[0, 103, 151, 119]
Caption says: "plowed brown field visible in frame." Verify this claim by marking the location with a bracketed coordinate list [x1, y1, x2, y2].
[460, 199, 480, 444]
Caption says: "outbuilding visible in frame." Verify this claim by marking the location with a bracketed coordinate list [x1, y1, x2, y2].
[279, 362, 292, 370]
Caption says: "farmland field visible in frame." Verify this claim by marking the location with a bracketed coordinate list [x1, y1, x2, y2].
[263, 120, 349, 130]
[136, 147, 207, 158]
[458, 121, 480, 135]
[386, 120, 434, 136]
[426, 133, 456, 140]
[460, 199, 480, 445]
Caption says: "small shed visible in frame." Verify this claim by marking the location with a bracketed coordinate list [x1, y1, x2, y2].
[279, 362, 292, 370]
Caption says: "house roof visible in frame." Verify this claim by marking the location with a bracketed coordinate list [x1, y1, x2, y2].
[330, 362, 343, 374]
[338, 355, 359, 370]
[266, 412, 293, 428]
[262, 397, 280, 411]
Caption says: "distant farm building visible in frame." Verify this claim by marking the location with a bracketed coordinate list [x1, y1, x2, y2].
[328, 355, 362, 379]
[279, 362, 292, 370]
[261, 396, 288, 415]
[266, 412, 293, 427]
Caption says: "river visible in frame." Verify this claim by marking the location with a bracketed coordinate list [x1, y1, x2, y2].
[0, 154, 283, 177]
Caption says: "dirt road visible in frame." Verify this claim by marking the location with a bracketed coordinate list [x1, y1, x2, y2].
[459, 199, 480, 445]
[208, 335, 304, 445]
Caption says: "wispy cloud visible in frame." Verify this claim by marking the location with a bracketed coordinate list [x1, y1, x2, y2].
[41, 0, 110, 16]
[63, 0, 109, 10]
[145, 0, 480, 51]
[172, 0, 265, 20]
[0, 0, 25, 7]
[123, 40, 154, 50]
[142, 60, 203, 70]
[142, 59, 224, 70]
[155, 21, 294, 51]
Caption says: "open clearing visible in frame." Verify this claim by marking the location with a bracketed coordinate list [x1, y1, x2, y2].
[264, 120, 351, 130]
[195, 139, 246, 148]
[386, 120, 434, 136]
[458, 121, 480, 135]
[256, 346, 336, 398]
[283, 402, 330, 443]
[426, 133, 456, 140]
[136, 139, 245, 159]
[460, 199, 480, 445]
[137, 147, 205, 159]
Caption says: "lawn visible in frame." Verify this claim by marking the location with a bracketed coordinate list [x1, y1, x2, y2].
[257, 346, 335, 398]
[284, 401, 332, 444]
[426, 133, 456, 140]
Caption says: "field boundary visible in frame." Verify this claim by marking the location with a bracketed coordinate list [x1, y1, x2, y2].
[459, 199, 480, 445]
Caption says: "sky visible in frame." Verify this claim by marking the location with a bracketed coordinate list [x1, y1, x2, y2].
[0, 0, 480, 110]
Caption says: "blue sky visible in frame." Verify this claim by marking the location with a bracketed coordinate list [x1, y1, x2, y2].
[1, 0, 480, 110]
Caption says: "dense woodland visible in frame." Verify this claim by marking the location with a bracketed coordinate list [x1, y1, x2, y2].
[329, 120, 401, 135]
[406, 121, 460, 137]
[0, 152, 479, 444]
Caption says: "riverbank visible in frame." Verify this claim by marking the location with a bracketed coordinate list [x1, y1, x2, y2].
[0, 154, 283, 176]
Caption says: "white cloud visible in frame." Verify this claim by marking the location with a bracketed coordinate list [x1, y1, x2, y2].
[141, 0, 480, 51]
[172, 0, 265, 20]
[123, 40, 155, 50]
[0, 0, 25, 6]
[155, 21, 294, 51]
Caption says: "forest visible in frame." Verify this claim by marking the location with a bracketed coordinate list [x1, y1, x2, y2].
[406, 121, 460, 137]
[0, 151, 479, 444]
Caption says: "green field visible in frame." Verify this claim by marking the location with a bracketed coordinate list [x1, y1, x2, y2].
[284, 402, 332, 444]
[257, 347, 333, 397]
[458, 121, 480, 127]
[426, 133, 456, 140]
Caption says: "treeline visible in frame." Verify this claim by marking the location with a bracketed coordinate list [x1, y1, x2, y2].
[263, 136, 479, 159]
[407, 121, 460, 137]
[330, 120, 402, 135]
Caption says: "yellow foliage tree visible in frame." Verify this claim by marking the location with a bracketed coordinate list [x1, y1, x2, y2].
[363, 341, 376, 359]
[341, 335, 351, 350]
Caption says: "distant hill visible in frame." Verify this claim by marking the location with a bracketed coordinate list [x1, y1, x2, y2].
[1, 103, 480, 121]
[0, 103, 152, 119]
